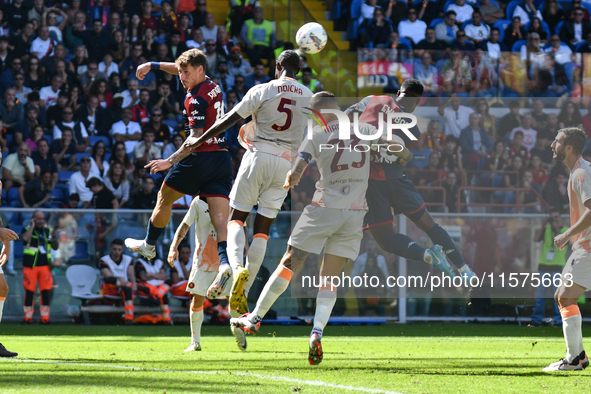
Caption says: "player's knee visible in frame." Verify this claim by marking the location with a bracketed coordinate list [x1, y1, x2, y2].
[0, 283, 8, 297]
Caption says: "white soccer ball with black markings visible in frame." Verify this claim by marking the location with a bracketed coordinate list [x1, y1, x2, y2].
[296, 22, 328, 54]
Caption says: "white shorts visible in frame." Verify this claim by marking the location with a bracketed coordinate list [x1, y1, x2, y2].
[562, 248, 591, 291]
[185, 268, 231, 298]
[229, 150, 291, 219]
[288, 205, 366, 261]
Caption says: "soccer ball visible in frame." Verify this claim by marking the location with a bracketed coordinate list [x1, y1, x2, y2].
[296, 22, 328, 54]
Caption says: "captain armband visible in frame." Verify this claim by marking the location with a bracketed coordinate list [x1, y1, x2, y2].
[298, 152, 312, 164]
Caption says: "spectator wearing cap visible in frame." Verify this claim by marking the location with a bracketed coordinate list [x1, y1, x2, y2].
[142, 107, 172, 149]
[2, 142, 35, 192]
[199, 12, 220, 42]
[69, 155, 96, 204]
[245, 62, 270, 89]
[513, 0, 543, 27]
[214, 60, 235, 93]
[228, 46, 253, 77]
[167, 29, 189, 60]
[436, 11, 459, 44]
[186, 28, 206, 51]
[560, 6, 591, 50]
[110, 107, 142, 154]
[240, 7, 276, 65]
[397, 8, 427, 47]
[447, 0, 474, 25]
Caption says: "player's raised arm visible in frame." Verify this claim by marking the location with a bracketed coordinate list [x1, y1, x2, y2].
[136, 62, 179, 81]
[284, 152, 312, 189]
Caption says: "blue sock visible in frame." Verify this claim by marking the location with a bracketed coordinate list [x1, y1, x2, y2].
[426, 223, 466, 269]
[218, 241, 229, 266]
[145, 220, 165, 246]
[383, 233, 426, 261]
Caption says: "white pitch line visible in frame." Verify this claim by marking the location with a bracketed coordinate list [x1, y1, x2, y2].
[10, 359, 405, 394]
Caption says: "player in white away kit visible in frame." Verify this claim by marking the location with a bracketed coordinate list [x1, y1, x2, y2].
[168, 196, 247, 351]
[182, 50, 313, 314]
[0, 176, 20, 357]
[231, 92, 412, 365]
[543, 127, 590, 371]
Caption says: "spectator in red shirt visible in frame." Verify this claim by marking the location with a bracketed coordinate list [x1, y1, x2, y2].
[132, 89, 151, 126]
[506, 130, 530, 162]
[141, 0, 158, 32]
[528, 154, 548, 186]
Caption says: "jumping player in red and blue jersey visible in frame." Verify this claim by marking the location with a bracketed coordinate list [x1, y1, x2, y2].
[345, 79, 476, 280]
[125, 48, 234, 295]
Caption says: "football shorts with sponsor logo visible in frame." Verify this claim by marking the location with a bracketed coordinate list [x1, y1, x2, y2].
[164, 151, 233, 198]
[229, 150, 292, 218]
[186, 268, 231, 298]
[289, 205, 366, 261]
[561, 248, 591, 291]
[364, 176, 426, 229]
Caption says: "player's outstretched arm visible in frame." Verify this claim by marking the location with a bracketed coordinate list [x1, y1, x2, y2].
[185, 107, 244, 151]
[168, 222, 190, 267]
[136, 62, 179, 80]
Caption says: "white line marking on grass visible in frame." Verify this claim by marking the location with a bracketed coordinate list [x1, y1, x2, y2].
[10, 359, 404, 394]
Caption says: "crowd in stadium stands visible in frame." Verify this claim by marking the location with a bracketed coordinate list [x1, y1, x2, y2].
[0, 0, 321, 217]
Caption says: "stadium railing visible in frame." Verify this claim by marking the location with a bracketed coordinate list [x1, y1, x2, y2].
[456, 185, 550, 213]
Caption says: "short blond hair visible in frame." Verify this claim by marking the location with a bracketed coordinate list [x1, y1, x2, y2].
[176, 48, 207, 70]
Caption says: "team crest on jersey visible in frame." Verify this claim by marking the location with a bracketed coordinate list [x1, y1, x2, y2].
[340, 185, 351, 195]
[188, 283, 195, 289]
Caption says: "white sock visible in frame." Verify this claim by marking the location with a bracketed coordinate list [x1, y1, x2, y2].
[190, 307, 203, 344]
[458, 265, 471, 274]
[227, 220, 246, 272]
[252, 265, 292, 319]
[0, 299, 4, 323]
[423, 250, 432, 264]
[563, 313, 582, 362]
[244, 235, 268, 294]
[313, 289, 337, 331]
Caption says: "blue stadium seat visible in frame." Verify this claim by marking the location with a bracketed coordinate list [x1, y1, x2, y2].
[11, 224, 23, 237]
[575, 41, 587, 52]
[399, 37, 412, 49]
[68, 240, 90, 263]
[506, 0, 524, 19]
[350, 0, 363, 20]
[524, 20, 551, 38]
[50, 188, 64, 204]
[104, 153, 111, 162]
[443, 0, 455, 12]
[430, 17, 445, 28]
[331, 1, 341, 21]
[564, 62, 574, 88]
[89, 135, 111, 148]
[44, 135, 53, 145]
[147, 173, 163, 182]
[461, 19, 472, 31]
[162, 120, 178, 130]
[494, 19, 511, 42]
[13, 240, 23, 260]
[6, 134, 12, 146]
[347, 20, 358, 41]
[1, 187, 5, 204]
[476, 0, 500, 6]
[58, 171, 75, 183]
[511, 39, 528, 52]
[554, 20, 564, 36]
[76, 152, 91, 164]
[1, 151, 7, 162]
[8, 188, 19, 204]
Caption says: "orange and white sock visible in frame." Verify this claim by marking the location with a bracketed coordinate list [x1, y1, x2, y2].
[227, 220, 245, 272]
[313, 287, 337, 332]
[244, 234, 268, 295]
[190, 306, 203, 343]
[561, 304, 583, 362]
[252, 265, 292, 319]
[0, 296, 5, 322]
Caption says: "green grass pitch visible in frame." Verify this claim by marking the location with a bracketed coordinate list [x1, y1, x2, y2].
[0, 323, 589, 393]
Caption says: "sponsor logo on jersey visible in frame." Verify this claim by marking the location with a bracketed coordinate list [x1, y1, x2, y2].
[191, 109, 199, 115]
[190, 98, 199, 104]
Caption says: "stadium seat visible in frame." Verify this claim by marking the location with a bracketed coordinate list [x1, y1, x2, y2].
[45, 135, 53, 145]
[350, 0, 363, 20]
[461, 19, 472, 31]
[331, 1, 341, 21]
[11, 224, 23, 237]
[6, 134, 12, 147]
[554, 20, 564, 36]
[66, 265, 103, 302]
[347, 20, 359, 41]
[163, 119, 178, 130]
[429, 17, 445, 28]
[104, 153, 111, 162]
[13, 240, 23, 260]
[476, 0, 500, 6]
[443, 0, 455, 12]
[50, 188, 64, 204]
[69, 240, 90, 264]
[147, 172, 163, 182]
[1, 151, 7, 162]
[524, 21, 551, 38]
[77, 152, 91, 164]
[399, 37, 412, 49]
[7, 188, 19, 205]
[575, 41, 587, 52]
[506, 0, 524, 19]
[1, 187, 5, 204]
[511, 39, 528, 52]
[89, 135, 111, 148]
[564, 62, 574, 88]
[58, 171, 75, 183]
[493, 19, 511, 42]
